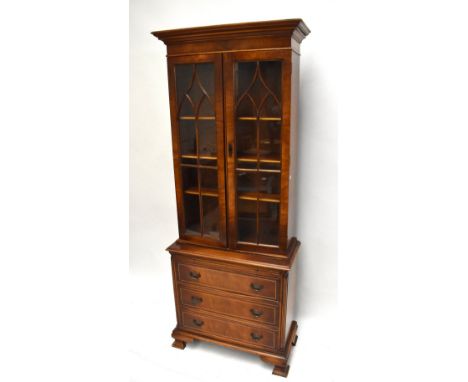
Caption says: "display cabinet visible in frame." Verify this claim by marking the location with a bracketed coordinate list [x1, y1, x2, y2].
[152, 19, 310, 377]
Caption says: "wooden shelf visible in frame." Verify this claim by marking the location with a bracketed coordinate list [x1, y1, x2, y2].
[181, 154, 217, 160]
[237, 156, 280, 164]
[237, 117, 281, 121]
[184, 187, 218, 197]
[181, 164, 217, 170]
[260, 139, 281, 145]
[238, 192, 280, 203]
[179, 116, 215, 120]
[236, 168, 280, 173]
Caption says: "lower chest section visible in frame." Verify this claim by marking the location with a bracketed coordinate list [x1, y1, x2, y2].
[171, 254, 289, 352]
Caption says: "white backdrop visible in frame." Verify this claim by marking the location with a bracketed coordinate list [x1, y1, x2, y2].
[1, 0, 467, 381]
[130, 1, 337, 381]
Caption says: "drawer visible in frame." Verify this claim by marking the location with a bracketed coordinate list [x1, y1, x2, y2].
[177, 262, 278, 300]
[181, 310, 276, 350]
[179, 287, 278, 326]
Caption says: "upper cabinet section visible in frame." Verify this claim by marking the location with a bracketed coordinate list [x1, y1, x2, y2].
[154, 20, 309, 255]
[152, 19, 310, 56]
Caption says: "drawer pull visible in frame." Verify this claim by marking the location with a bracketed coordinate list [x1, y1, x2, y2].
[250, 282, 264, 292]
[250, 332, 263, 341]
[250, 308, 264, 318]
[191, 296, 203, 305]
[189, 271, 201, 280]
[192, 319, 204, 327]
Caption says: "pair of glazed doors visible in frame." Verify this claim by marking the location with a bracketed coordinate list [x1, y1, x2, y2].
[168, 49, 292, 251]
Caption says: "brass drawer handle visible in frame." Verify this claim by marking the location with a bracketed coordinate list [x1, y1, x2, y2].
[189, 271, 201, 280]
[192, 319, 204, 327]
[250, 282, 264, 292]
[250, 332, 263, 341]
[250, 308, 264, 318]
[191, 296, 203, 305]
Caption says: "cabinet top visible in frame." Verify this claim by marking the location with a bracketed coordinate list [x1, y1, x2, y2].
[152, 19, 310, 46]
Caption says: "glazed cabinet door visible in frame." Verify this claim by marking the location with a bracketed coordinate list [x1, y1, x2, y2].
[167, 54, 227, 246]
[224, 50, 292, 251]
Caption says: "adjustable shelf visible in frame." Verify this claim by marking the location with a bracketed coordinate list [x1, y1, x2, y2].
[181, 154, 217, 160]
[237, 116, 281, 121]
[237, 192, 280, 203]
[179, 116, 215, 120]
[237, 155, 280, 164]
[184, 187, 219, 197]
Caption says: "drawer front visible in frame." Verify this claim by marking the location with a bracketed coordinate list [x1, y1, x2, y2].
[180, 287, 278, 326]
[182, 310, 276, 350]
[177, 262, 278, 300]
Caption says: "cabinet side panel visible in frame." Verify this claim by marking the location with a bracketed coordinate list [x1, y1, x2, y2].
[278, 53, 292, 249]
[287, 52, 300, 239]
[284, 255, 298, 346]
[171, 254, 183, 325]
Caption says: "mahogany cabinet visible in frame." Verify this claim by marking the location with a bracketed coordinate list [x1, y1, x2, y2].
[152, 19, 310, 377]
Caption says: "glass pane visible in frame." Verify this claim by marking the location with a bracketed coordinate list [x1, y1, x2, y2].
[179, 119, 196, 156]
[258, 172, 280, 195]
[184, 194, 200, 235]
[259, 96, 281, 117]
[235, 61, 282, 117]
[259, 120, 281, 160]
[202, 196, 219, 240]
[237, 199, 257, 243]
[199, 158, 217, 166]
[175, 64, 196, 117]
[196, 63, 215, 102]
[236, 97, 256, 118]
[198, 97, 214, 117]
[181, 157, 197, 165]
[235, 61, 257, 111]
[181, 167, 198, 193]
[198, 120, 217, 158]
[236, 120, 256, 159]
[196, 63, 214, 117]
[200, 168, 218, 192]
[236, 160, 257, 170]
[259, 61, 282, 115]
[258, 202, 279, 245]
[237, 171, 257, 194]
[175, 63, 215, 118]
[259, 161, 281, 171]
